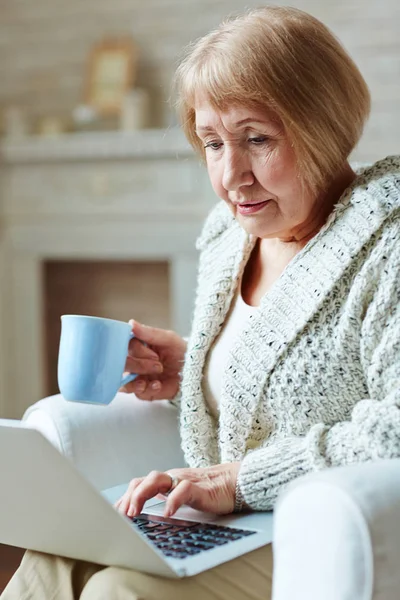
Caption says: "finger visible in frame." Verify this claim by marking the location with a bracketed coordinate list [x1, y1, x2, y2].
[130, 319, 171, 348]
[118, 478, 145, 515]
[164, 480, 196, 517]
[119, 377, 148, 395]
[117, 493, 129, 514]
[121, 378, 163, 400]
[116, 479, 142, 513]
[127, 471, 174, 517]
[125, 355, 163, 376]
[128, 338, 159, 361]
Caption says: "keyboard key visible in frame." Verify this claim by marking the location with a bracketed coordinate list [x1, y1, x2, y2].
[205, 537, 229, 546]
[146, 531, 166, 539]
[187, 541, 216, 549]
[155, 542, 172, 549]
[153, 525, 173, 532]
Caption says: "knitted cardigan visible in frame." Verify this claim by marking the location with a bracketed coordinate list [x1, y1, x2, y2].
[178, 155, 400, 511]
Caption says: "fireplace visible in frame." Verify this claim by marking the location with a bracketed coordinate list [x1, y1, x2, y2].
[0, 129, 214, 418]
[43, 260, 171, 397]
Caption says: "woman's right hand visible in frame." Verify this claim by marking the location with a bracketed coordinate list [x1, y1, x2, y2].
[120, 319, 187, 401]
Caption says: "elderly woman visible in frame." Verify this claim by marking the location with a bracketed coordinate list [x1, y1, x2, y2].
[4, 5, 400, 600]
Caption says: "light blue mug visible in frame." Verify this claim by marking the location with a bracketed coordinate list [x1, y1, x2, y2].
[57, 315, 138, 405]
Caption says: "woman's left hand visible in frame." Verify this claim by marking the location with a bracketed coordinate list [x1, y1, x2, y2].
[114, 462, 241, 518]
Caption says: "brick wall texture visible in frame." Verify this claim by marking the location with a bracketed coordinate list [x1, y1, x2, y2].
[0, 0, 399, 161]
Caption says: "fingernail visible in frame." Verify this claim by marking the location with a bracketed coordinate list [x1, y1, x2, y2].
[152, 363, 163, 373]
[136, 382, 146, 393]
[151, 381, 161, 390]
[164, 507, 172, 518]
[127, 504, 134, 517]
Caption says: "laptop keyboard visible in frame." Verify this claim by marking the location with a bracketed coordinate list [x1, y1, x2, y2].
[132, 513, 256, 559]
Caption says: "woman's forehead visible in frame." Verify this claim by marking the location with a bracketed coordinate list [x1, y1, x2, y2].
[195, 102, 280, 132]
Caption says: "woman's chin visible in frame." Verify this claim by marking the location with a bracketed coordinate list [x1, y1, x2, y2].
[235, 214, 278, 239]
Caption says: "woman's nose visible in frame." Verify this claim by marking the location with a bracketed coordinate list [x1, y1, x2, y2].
[222, 148, 254, 192]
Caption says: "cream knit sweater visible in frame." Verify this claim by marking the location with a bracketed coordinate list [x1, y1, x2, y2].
[179, 156, 400, 511]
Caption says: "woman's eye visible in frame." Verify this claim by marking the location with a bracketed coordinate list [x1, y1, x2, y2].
[204, 141, 223, 150]
[248, 136, 268, 145]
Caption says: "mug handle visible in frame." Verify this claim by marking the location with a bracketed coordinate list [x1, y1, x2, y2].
[120, 332, 143, 387]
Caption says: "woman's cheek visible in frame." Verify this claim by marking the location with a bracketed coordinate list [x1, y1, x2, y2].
[207, 164, 229, 203]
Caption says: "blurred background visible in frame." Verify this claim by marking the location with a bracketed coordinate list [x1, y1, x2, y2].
[0, 0, 398, 418]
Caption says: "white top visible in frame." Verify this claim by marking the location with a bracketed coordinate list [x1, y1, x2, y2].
[203, 287, 258, 418]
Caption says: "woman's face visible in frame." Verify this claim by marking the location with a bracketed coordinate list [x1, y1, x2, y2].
[195, 101, 321, 241]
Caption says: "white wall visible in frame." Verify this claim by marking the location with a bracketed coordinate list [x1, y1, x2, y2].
[0, 0, 399, 160]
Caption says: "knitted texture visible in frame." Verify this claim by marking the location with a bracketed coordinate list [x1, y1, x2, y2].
[179, 156, 400, 511]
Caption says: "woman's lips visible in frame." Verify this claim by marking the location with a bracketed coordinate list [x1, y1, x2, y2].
[236, 200, 271, 215]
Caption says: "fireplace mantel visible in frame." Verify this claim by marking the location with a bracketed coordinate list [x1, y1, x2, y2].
[0, 129, 215, 418]
[0, 128, 193, 163]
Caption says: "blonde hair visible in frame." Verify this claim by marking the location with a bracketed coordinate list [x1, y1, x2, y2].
[174, 6, 370, 193]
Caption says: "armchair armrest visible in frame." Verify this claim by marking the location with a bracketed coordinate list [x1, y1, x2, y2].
[22, 393, 185, 492]
[273, 459, 400, 600]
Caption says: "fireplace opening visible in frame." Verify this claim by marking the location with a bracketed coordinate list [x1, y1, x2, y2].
[43, 260, 171, 397]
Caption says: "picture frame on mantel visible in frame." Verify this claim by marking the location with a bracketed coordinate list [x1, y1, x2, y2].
[85, 38, 138, 116]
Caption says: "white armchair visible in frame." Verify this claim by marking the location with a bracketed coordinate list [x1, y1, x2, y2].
[22, 394, 400, 599]
[22, 393, 185, 492]
[272, 459, 400, 600]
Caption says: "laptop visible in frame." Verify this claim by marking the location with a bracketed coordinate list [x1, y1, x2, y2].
[0, 420, 273, 578]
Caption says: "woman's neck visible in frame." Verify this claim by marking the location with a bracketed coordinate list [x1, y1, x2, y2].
[272, 162, 357, 247]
